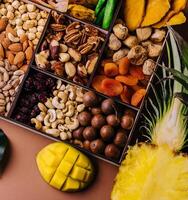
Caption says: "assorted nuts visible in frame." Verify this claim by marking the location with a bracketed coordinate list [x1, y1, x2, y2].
[30, 80, 86, 139]
[0, 0, 48, 48]
[0, 60, 25, 116]
[35, 11, 105, 85]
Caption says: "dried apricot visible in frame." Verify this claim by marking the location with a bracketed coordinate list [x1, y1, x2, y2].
[129, 65, 144, 80]
[115, 75, 138, 86]
[92, 75, 107, 93]
[104, 63, 119, 77]
[131, 89, 146, 107]
[101, 78, 123, 97]
[120, 86, 131, 104]
[102, 59, 113, 67]
[117, 57, 130, 75]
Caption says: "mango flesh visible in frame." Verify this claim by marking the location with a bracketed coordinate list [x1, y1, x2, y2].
[36, 142, 94, 192]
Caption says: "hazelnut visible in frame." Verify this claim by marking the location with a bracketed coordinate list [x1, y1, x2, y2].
[78, 111, 92, 126]
[100, 125, 115, 142]
[90, 139, 105, 154]
[72, 127, 85, 141]
[105, 144, 120, 160]
[91, 114, 106, 129]
[83, 140, 91, 151]
[121, 115, 134, 130]
[83, 126, 97, 141]
[106, 114, 120, 127]
[114, 129, 128, 148]
[91, 107, 102, 115]
[83, 91, 98, 107]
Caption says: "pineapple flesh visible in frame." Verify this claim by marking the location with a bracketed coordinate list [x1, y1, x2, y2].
[111, 144, 188, 200]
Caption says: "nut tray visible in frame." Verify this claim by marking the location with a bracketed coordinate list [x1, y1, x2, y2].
[0, 0, 168, 166]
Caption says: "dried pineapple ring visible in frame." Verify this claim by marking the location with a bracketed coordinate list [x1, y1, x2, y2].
[36, 142, 95, 192]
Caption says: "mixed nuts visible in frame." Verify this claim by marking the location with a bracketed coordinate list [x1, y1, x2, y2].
[35, 11, 105, 85]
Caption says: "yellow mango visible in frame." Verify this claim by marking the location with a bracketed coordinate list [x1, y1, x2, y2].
[166, 12, 186, 26]
[124, 0, 145, 31]
[141, 0, 170, 27]
[36, 142, 95, 192]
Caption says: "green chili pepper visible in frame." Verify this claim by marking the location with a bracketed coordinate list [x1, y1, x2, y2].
[102, 0, 117, 30]
[0, 129, 8, 170]
[95, 0, 106, 16]
[95, 6, 105, 26]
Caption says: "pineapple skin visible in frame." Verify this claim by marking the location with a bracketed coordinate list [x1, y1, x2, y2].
[111, 144, 188, 200]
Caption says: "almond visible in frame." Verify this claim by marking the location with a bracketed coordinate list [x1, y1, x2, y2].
[6, 24, 17, 37]
[0, 18, 8, 32]
[23, 40, 29, 51]
[14, 52, 25, 65]
[2, 37, 11, 49]
[20, 64, 29, 73]
[28, 40, 34, 49]
[8, 43, 22, 52]
[0, 44, 4, 58]
[7, 51, 14, 65]
[25, 46, 33, 61]
[20, 34, 28, 43]
[0, 32, 6, 42]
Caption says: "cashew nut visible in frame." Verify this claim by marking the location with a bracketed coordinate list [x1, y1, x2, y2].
[36, 112, 46, 122]
[44, 113, 51, 127]
[58, 124, 68, 132]
[58, 91, 68, 103]
[45, 129, 60, 137]
[77, 104, 85, 112]
[42, 126, 49, 133]
[7, 33, 19, 42]
[45, 98, 54, 109]
[65, 117, 79, 130]
[76, 88, 84, 102]
[51, 119, 65, 129]
[48, 109, 56, 123]
[56, 109, 64, 119]
[31, 118, 42, 130]
[52, 96, 65, 109]
[66, 85, 76, 100]
[65, 104, 75, 117]
[56, 79, 62, 89]
[60, 132, 68, 141]
[38, 102, 47, 112]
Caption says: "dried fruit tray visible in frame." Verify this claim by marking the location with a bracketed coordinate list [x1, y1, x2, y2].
[0, 0, 167, 166]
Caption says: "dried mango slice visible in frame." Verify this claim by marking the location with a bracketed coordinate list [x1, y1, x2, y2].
[141, 0, 171, 27]
[172, 0, 187, 12]
[166, 12, 186, 26]
[153, 11, 176, 28]
[36, 142, 94, 192]
[154, 0, 187, 28]
[124, 0, 145, 31]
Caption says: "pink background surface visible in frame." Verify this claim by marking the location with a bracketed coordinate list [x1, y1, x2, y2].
[0, 119, 118, 200]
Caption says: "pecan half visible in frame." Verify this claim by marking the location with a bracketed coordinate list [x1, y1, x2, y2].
[50, 24, 66, 32]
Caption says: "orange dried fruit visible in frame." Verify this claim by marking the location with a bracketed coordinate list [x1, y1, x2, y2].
[117, 57, 130, 75]
[115, 75, 138, 86]
[92, 75, 107, 93]
[131, 89, 146, 107]
[120, 86, 131, 104]
[101, 78, 123, 97]
[129, 65, 145, 80]
[104, 63, 119, 77]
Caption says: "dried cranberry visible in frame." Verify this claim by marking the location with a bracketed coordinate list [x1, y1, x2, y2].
[38, 92, 47, 103]
[45, 78, 55, 89]
[30, 93, 38, 104]
[19, 107, 29, 114]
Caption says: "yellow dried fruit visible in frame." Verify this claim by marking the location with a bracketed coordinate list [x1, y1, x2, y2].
[172, 0, 187, 12]
[141, 0, 170, 27]
[153, 0, 187, 28]
[8, 43, 23, 52]
[68, 4, 95, 22]
[13, 52, 25, 65]
[166, 12, 186, 26]
[36, 142, 94, 192]
[124, 0, 145, 31]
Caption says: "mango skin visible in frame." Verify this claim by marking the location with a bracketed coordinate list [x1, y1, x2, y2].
[36, 142, 95, 192]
